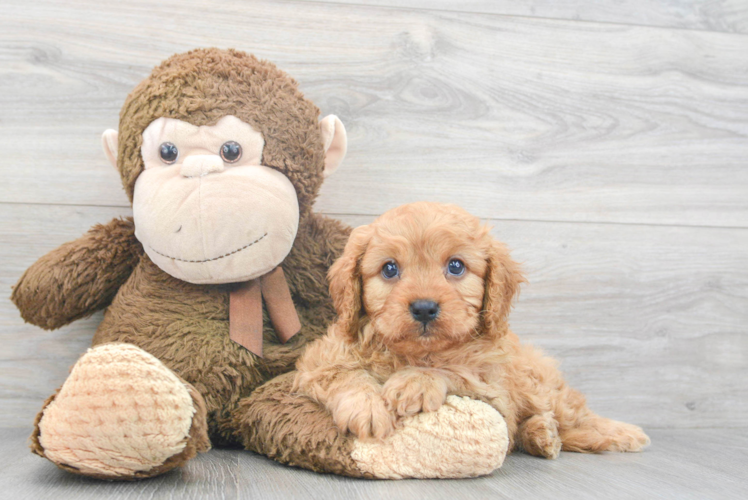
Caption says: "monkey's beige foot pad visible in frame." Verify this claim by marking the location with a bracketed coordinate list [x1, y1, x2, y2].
[352, 395, 509, 479]
[34, 343, 209, 479]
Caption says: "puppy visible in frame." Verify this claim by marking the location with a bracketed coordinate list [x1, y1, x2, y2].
[294, 202, 649, 458]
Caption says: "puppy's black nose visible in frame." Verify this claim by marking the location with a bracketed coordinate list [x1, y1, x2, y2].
[410, 300, 440, 324]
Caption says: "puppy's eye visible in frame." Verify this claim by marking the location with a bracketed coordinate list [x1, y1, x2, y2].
[220, 141, 242, 163]
[447, 258, 466, 276]
[381, 261, 399, 279]
[159, 142, 178, 164]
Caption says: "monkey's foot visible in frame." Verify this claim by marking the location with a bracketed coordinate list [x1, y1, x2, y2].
[351, 395, 509, 478]
[238, 373, 509, 480]
[32, 343, 210, 480]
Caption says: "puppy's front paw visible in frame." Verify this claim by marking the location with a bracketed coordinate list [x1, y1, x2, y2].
[382, 370, 448, 418]
[330, 390, 395, 440]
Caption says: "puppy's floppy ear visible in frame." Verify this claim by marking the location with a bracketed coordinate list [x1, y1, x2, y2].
[481, 238, 526, 336]
[328, 224, 374, 340]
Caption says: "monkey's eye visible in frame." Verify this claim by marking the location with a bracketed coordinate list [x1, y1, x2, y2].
[447, 258, 465, 276]
[159, 142, 178, 164]
[220, 141, 242, 163]
[381, 261, 399, 279]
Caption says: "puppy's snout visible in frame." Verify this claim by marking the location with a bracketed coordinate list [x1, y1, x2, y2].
[410, 300, 440, 324]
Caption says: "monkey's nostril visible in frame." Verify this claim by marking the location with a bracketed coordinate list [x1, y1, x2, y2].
[409, 300, 440, 324]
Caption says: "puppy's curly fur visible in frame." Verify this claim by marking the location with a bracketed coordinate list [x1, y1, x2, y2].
[294, 202, 650, 458]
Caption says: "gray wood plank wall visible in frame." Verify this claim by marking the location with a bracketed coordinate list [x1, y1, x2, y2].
[1, 0, 746, 432]
[306, 0, 748, 34]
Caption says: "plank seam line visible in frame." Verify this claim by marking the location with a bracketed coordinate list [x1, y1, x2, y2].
[1, 202, 746, 231]
[291, 0, 748, 38]
[322, 213, 748, 231]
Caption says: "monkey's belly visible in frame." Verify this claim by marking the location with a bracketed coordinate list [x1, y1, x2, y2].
[90, 259, 325, 444]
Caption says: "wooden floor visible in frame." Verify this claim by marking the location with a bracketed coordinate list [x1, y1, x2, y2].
[1, 428, 746, 500]
[1, 0, 747, 498]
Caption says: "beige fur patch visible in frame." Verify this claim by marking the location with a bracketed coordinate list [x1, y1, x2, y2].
[134, 115, 300, 285]
[38, 343, 195, 477]
[351, 396, 508, 479]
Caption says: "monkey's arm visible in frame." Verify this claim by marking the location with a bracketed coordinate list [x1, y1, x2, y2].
[11, 217, 142, 330]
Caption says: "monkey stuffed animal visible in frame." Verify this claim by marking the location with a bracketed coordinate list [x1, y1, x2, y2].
[12, 48, 508, 480]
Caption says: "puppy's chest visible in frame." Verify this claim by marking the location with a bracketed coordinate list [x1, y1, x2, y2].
[362, 358, 448, 383]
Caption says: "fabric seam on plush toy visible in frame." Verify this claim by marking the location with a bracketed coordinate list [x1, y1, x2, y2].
[148, 233, 267, 263]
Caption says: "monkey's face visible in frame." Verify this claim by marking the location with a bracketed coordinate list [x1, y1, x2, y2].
[105, 49, 348, 285]
[132, 115, 299, 284]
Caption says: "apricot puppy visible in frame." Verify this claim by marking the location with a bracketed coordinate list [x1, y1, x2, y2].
[294, 202, 650, 458]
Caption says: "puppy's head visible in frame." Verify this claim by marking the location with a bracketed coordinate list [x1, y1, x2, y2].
[328, 202, 525, 356]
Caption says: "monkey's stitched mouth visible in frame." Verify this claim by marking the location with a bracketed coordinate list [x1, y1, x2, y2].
[148, 232, 267, 263]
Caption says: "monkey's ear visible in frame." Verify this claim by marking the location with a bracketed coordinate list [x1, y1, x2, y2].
[319, 115, 347, 178]
[101, 129, 119, 169]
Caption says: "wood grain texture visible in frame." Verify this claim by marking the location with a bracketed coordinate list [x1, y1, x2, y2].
[307, 0, 748, 34]
[0, 0, 746, 494]
[1, 427, 746, 499]
[1, 0, 747, 226]
[2, 206, 746, 428]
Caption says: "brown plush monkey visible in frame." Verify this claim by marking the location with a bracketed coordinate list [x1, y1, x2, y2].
[12, 48, 507, 480]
